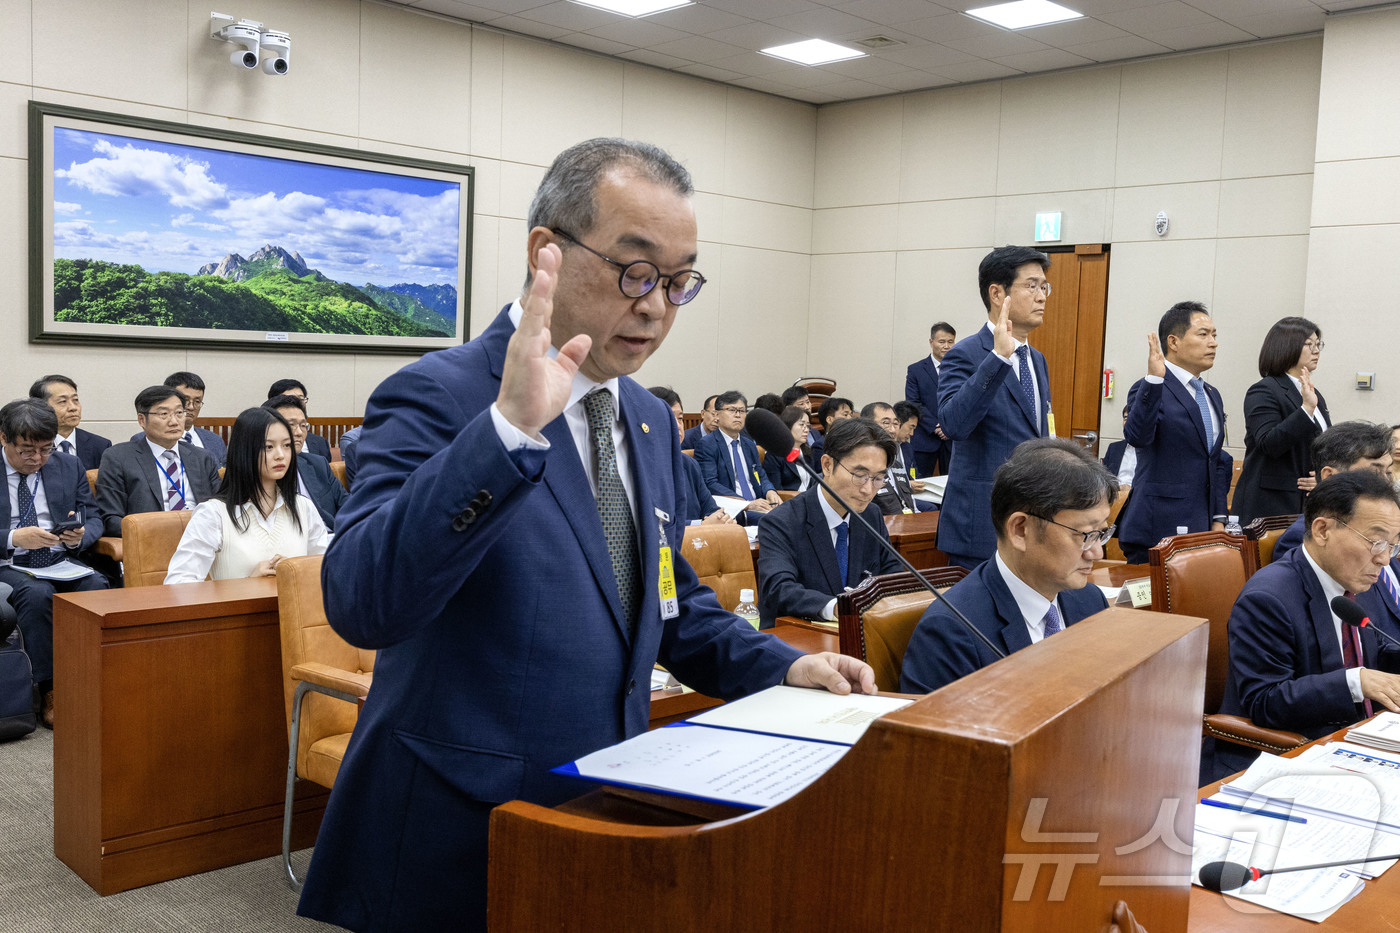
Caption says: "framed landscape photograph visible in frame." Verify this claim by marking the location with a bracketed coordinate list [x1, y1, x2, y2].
[28, 101, 473, 354]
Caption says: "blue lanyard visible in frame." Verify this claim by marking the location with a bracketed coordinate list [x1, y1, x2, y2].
[156, 453, 186, 500]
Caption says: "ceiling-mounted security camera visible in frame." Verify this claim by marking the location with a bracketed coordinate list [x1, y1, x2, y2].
[259, 29, 290, 76]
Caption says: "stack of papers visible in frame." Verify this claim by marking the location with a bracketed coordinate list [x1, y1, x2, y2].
[10, 559, 94, 582]
[1346, 712, 1400, 751]
[555, 686, 912, 809]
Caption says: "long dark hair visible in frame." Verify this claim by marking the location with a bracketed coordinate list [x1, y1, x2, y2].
[214, 407, 302, 534]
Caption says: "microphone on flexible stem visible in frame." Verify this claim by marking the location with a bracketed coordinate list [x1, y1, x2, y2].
[1333, 595, 1400, 650]
[1199, 852, 1400, 892]
[744, 408, 1005, 662]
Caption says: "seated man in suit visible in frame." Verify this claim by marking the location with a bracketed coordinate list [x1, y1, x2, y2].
[338, 425, 362, 484]
[695, 391, 782, 514]
[901, 437, 1114, 693]
[894, 401, 922, 478]
[861, 401, 926, 515]
[164, 372, 227, 467]
[265, 395, 347, 531]
[0, 399, 108, 728]
[647, 386, 731, 526]
[29, 374, 110, 472]
[680, 394, 718, 450]
[905, 321, 955, 478]
[1211, 470, 1400, 779]
[1118, 302, 1233, 564]
[96, 386, 222, 537]
[267, 379, 332, 460]
[1102, 408, 1136, 484]
[817, 396, 854, 430]
[756, 417, 902, 628]
[1271, 421, 1393, 560]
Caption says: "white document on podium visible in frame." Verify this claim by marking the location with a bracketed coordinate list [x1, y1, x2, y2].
[688, 685, 912, 746]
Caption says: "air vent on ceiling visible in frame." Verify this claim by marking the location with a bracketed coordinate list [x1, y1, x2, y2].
[853, 35, 905, 50]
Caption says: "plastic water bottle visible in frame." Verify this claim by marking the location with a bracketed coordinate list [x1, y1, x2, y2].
[734, 589, 760, 630]
[1225, 515, 1243, 536]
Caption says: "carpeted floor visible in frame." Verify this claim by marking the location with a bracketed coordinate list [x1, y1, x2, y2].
[0, 727, 339, 932]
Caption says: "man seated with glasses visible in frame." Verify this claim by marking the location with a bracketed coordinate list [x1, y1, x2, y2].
[0, 399, 108, 728]
[267, 379, 332, 461]
[126, 371, 229, 468]
[1210, 470, 1400, 780]
[96, 386, 222, 537]
[860, 401, 931, 515]
[695, 390, 782, 515]
[1268, 421, 1393, 561]
[901, 438, 1114, 693]
[756, 418, 903, 629]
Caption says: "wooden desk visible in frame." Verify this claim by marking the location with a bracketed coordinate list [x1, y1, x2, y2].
[883, 511, 947, 569]
[53, 578, 326, 895]
[1091, 562, 1150, 588]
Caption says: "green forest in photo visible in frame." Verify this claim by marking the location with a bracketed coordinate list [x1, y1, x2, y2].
[53, 257, 453, 339]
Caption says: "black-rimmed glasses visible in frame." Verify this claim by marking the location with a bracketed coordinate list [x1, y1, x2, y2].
[552, 228, 706, 306]
[1034, 515, 1115, 551]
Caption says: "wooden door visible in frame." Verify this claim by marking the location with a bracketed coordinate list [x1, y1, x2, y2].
[1028, 245, 1110, 455]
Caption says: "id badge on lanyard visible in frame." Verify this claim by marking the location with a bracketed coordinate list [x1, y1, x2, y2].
[655, 507, 679, 620]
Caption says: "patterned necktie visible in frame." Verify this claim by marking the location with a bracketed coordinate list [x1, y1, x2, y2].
[161, 449, 187, 511]
[731, 439, 755, 500]
[1043, 602, 1063, 637]
[1190, 377, 1216, 446]
[1015, 345, 1036, 420]
[59, 440, 73, 457]
[583, 389, 639, 631]
[14, 474, 58, 569]
[182, 431, 194, 445]
[1340, 591, 1374, 718]
[1383, 568, 1400, 618]
[834, 521, 849, 588]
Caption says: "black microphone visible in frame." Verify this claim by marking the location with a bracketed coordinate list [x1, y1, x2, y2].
[1332, 595, 1400, 650]
[1200, 852, 1400, 892]
[745, 408, 1005, 662]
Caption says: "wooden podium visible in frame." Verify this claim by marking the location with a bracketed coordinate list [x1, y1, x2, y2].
[489, 608, 1207, 931]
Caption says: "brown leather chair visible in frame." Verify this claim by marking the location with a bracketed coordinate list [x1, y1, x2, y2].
[1244, 513, 1299, 567]
[85, 468, 99, 499]
[835, 568, 968, 691]
[1102, 483, 1131, 562]
[275, 555, 373, 888]
[120, 510, 195, 586]
[1147, 530, 1306, 754]
[680, 523, 756, 612]
[329, 460, 349, 491]
[88, 467, 124, 564]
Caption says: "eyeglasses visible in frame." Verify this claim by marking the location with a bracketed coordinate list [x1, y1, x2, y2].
[552, 229, 707, 306]
[185, 398, 205, 409]
[1034, 515, 1116, 551]
[1336, 520, 1400, 560]
[141, 407, 187, 422]
[719, 406, 748, 415]
[1016, 279, 1052, 296]
[834, 459, 883, 489]
[1304, 340, 1326, 352]
[875, 418, 898, 430]
[11, 444, 54, 460]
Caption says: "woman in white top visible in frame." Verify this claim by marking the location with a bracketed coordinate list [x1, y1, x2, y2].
[165, 407, 330, 584]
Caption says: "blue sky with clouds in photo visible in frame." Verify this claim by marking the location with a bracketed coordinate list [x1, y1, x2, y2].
[51, 127, 462, 300]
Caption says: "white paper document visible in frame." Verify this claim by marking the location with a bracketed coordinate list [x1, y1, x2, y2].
[11, 558, 94, 581]
[711, 495, 749, 519]
[688, 684, 912, 746]
[912, 475, 947, 506]
[1347, 712, 1400, 752]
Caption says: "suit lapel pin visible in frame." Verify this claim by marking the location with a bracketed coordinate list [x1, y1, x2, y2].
[641, 423, 650, 433]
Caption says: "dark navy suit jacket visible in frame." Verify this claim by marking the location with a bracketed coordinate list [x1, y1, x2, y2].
[1233, 376, 1329, 523]
[68, 427, 111, 473]
[297, 305, 801, 932]
[900, 557, 1108, 693]
[694, 428, 776, 500]
[937, 326, 1049, 561]
[1102, 439, 1127, 476]
[755, 486, 900, 629]
[680, 424, 708, 450]
[1, 451, 103, 561]
[297, 451, 347, 531]
[1213, 546, 1400, 776]
[1118, 374, 1232, 557]
[905, 356, 944, 459]
[762, 450, 818, 492]
[679, 453, 720, 523]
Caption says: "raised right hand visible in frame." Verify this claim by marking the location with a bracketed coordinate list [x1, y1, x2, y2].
[992, 301, 1015, 360]
[1146, 332, 1166, 379]
[1299, 366, 1318, 414]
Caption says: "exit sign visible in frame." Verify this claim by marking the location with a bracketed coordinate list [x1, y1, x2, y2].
[1034, 211, 1062, 242]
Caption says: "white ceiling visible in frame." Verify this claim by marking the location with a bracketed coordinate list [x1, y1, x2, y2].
[385, 0, 1375, 104]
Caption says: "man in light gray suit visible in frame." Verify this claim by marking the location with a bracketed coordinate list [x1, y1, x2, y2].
[97, 386, 222, 537]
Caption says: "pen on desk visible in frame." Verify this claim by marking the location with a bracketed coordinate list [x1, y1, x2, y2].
[1200, 798, 1307, 824]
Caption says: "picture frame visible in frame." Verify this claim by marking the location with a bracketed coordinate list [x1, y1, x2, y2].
[28, 101, 473, 354]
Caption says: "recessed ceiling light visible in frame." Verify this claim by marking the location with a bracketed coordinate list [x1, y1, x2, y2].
[760, 39, 866, 66]
[965, 0, 1084, 30]
[566, 0, 693, 17]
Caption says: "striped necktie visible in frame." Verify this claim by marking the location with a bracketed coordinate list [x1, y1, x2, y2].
[1340, 591, 1373, 718]
[161, 449, 187, 511]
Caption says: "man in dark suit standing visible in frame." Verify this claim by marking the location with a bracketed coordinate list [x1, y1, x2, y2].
[905, 321, 955, 478]
[267, 379, 332, 460]
[164, 372, 228, 467]
[1117, 302, 1233, 564]
[0, 399, 107, 728]
[756, 418, 903, 628]
[29, 374, 110, 473]
[937, 246, 1053, 568]
[297, 138, 873, 932]
[1211, 471, 1400, 779]
[695, 390, 782, 513]
[1270, 421, 1392, 560]
[265, 395, 347, 531]
[901, 438, 1114, 693]
[96, 386, 222, 537]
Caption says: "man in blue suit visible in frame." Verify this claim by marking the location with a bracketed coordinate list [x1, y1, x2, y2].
[648, 386, 732, 526]
[680, 394, 717, 450]
[756, 418, 903, 628]
[29, 374, 112, 473]
[0, 399, 107, 729]
[694, 390, 782, 513]
[1211, 471, 1400, 779]
[1118, 302, 1233, 564]
[937, 246, 1053, 568]
[902, 437, 1114, 693]
[1269, 422, 1392, 561]
[298, 138, 873, 932]
[905, 321, 955, 478]
[267, 379, 333, 461]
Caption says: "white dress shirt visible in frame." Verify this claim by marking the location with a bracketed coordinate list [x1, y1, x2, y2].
[54, 430, 80, 461]
[164, 494, 330, 584]
[1287, 374, 1329, 431]
[1299, 543, 1365, 702]
[985, 319, 1041, 423]
[1116, 446, 1138, 486]
[995, 551, 1062, 645]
